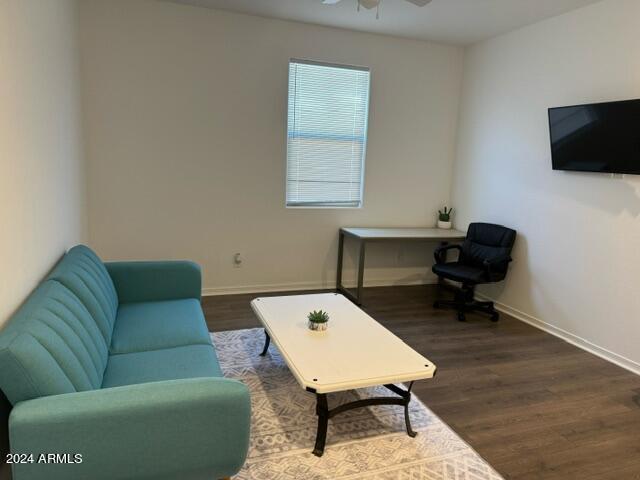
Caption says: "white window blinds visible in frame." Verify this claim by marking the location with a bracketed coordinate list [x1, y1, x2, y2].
[286, 59, 371, 208]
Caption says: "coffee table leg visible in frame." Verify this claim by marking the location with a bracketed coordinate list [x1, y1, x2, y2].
[308, 383, 419, 456]
[384, 382, 416, 438]
[259, 330, 270, 356]
[312, 393, 329, 457]
[403, 382, 417, 438]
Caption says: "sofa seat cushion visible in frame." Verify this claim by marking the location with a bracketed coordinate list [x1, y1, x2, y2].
[110, 299, 211, 355]
[432, 262, 487, 283]
[102, 344, 222, 388]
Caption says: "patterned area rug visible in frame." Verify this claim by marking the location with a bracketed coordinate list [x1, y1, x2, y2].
[211, 328, 503, 480]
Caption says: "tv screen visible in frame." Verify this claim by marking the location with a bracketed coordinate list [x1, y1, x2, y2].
[548, 98, 640, 174]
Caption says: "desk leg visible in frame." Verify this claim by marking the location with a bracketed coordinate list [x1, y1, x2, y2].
[336, 230, 344, 290]
[336, 233, 360, 305]
[356, 240, 366, 305]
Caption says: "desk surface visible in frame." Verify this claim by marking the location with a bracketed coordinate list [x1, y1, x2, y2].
[341, 227, 466, 240]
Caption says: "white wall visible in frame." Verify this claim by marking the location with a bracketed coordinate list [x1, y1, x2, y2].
[79, 0, 463, 294]
[0, 0, 86, 326]
[452, 0, 640, 372]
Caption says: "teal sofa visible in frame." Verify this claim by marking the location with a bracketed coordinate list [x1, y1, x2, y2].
[0, 246, 251, 480]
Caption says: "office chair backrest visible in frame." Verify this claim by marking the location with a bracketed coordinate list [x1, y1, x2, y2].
[461, 223, 516, 277]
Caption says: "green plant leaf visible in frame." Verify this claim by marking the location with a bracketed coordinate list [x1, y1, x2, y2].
[308, 309, 330, 323]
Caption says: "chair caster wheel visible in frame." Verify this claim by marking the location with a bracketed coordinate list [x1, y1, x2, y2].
[457, 312, 466, 322]
[433, 301, 441, 309]
[491, 312, 499, 322]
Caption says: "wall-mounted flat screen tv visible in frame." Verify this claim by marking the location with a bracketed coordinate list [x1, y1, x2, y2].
[548, 98, 640, 174]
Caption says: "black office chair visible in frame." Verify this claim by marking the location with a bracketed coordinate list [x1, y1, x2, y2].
[432, 222, 516, 322]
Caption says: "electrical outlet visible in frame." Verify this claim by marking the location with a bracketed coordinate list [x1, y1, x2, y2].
[233, 253, 242, 268]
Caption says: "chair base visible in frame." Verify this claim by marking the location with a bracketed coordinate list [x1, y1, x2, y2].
[433, 284, 499, 322]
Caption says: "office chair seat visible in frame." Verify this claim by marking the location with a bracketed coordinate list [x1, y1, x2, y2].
[432, 262, 486, 283]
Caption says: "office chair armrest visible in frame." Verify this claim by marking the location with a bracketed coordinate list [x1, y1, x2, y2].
[434, 244, 462, 264]
[483, 254, 513, 280]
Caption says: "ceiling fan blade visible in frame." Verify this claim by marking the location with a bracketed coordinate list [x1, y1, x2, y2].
[405, 0, 433, 6]
[321, 0, 342, 4]
[358, 0, 380, 9]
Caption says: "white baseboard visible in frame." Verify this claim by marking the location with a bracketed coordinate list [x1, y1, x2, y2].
[202, 280, 328, 296]
[202, 277, 437, 297]
[476, 292, 640, 377]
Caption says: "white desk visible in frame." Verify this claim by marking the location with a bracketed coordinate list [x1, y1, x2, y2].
[337, 227, 466, 305]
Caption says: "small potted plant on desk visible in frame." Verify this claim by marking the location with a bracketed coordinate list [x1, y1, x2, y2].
[437, 207, 453, 230]
[308, 310, 330, 331]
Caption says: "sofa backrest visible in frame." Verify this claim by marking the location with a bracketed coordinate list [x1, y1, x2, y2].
[47, 245, 119, 346]
[0, 245, 118, 405]
[0, 281, 110, 405]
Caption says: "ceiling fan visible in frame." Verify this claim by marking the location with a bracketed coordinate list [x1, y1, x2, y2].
[321, 0, 433, 19]
[321, 0, 433, 9]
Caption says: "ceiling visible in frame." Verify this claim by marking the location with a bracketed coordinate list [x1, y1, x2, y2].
[164, 0, 602, 45]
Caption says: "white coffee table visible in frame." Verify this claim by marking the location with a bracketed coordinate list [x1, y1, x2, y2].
[250, 293, 437, 456]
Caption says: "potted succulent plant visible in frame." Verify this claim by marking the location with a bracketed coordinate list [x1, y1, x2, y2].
[437, 206, 453, 229]
[307, 310, 330, 331]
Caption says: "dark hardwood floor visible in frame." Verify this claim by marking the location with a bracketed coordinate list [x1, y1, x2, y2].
[203, 285, 640, 480]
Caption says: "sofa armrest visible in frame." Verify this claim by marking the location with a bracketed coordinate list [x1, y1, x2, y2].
[9, 378, 250, 480]
[106, 260, 202, 302]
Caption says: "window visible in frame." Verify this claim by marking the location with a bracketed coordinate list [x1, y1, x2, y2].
[286, 59, 371, 208]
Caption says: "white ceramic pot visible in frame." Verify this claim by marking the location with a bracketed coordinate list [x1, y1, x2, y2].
[437, 220, 452, 230]
[308, 321, 328, 331]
